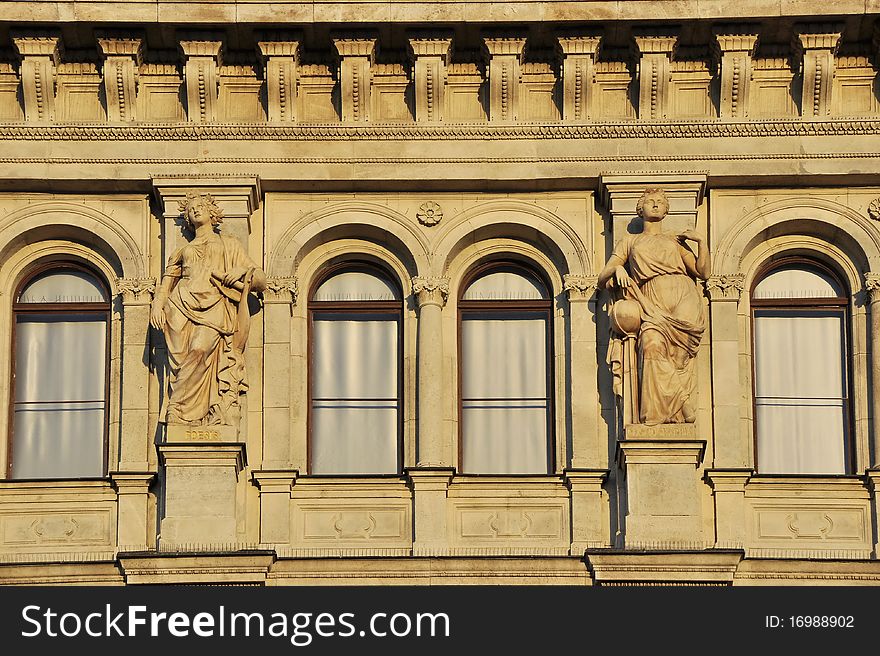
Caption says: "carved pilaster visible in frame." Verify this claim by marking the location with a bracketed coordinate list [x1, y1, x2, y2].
[563, 274, 599, 302]
[408, 34, 452, 123]
[12, 35, 62, 122]
[412, 276, 450, 308]
[794, 25, 842, 119]
[116, 277, 156, 305]
[97, 36, 144, 123]
[633, 31, 678, 120]
[257, 37, 300, 123]
[483, 36, 527, 123]
[179, 37, 223, 123]
[713, 28, 759, 119]
[333, 36, 377, 123]
[705, 273, 745, 302]
[556, 34, 601, 122]
[264, 276, 298, 304]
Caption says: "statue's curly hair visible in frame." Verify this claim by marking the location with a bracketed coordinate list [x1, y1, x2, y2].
[178, 192, 224, 228]
[635, 188, 670, 218]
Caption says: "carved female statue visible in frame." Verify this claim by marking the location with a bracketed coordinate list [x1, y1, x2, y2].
[150, 193, 267, 429]
[597, 189, 709, 425]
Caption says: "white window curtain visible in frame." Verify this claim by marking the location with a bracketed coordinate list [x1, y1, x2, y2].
[753, 265, 849, 474]
[12, 267, 109, 479]
[310, 268, 401, 474]
[460, 266, 551, 474]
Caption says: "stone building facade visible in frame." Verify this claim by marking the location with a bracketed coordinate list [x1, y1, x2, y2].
[0, 1, 879, 585]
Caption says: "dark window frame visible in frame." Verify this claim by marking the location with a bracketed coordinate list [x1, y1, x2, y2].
[307, 260, 404, 475]
[457, 259, 555, 475]
[749, 256, 854, 475]
[8, 260, 112, 480]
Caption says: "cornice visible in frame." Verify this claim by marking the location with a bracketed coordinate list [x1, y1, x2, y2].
[0, 119, 878, 141]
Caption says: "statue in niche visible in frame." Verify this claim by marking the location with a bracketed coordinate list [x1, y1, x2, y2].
[150, 192, 266, 431]
[597, 189, 709, 425]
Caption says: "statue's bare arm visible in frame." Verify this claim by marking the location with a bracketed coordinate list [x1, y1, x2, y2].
[149, 273, 179, 331]
[598, 254, 631, 289]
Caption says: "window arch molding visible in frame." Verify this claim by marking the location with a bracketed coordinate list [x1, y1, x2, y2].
[290, 237, 417, 471]
[0, 242, 125, 478]
[448, 242, 566, 475]
[739, 237, 868, 473]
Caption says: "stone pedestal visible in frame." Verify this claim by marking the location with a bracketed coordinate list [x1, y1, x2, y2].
[111, 472, 156, 551]
[618, 424, 706, 549]
[565, 469, 610, 554]
[705, 468, 751, 550]
[158, 443, 245, 549]
[252, 470, 297, 545]
[407, 467, 454, 555]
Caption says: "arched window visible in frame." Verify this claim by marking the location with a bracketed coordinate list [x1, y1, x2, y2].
[9, 263, 111, 479]
[309, 262, 402, 474]
[459, 261, 553, 474]
[751, 258, 852, 474]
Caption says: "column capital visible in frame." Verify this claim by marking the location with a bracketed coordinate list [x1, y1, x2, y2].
[408, 33, 453, 59]
[12, 33, 63, 61]
[632, 31, 679, 56]
[556, 33, 602, 56]
[713, 28, 759, 55]
[332, 35, 378, 59]
[97, 35, 144, 62]
[179, 37, 224, 61]
[412, 276, 450, 308]
[705, 273, 745, 302]
[865, 272, 880, 302]
[116, 277, 157, 305]
[794, 24, 843, 53]
[482, 35, 528, 59]
[264, 276, 298, 304]
[257, 38, 301, 59]
[563, 274, 598, 302]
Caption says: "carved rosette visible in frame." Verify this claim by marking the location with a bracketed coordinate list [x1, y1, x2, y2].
[416, 200, 443, 226]
[563, 274, 598, 301]
[412, 276, 450, 308]
[705, 273, 745, 301]
[264, 276, 298, 304]
[865, 272, 880, 303]
[116, 277, 156, 304]
[867, 198, 880, 222]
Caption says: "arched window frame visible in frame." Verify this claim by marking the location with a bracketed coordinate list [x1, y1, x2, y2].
[307, 260, 404, 475]
[8, 260, 112, 480]
[457, 259, 555, 474]
[749, 255, 854, 475]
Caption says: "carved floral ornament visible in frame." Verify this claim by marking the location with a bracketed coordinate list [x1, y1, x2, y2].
[116, 277, 157, 303]
[704, 273, 746, 301]
[864, 272, 880, 302]
[411, 276, 450, 307]
[264, 276, 298, 304]
[562, 274, 598, 301]
[416, 200, 443, 226]
[867, 198, 880, 222]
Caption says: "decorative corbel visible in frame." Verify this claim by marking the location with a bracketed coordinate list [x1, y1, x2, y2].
[794, 24, 842, 119]
[705, 273, 746, 302]
[713, 27, 759, 119]
[556, 33, 602, 122]
[98, 35, 144, 123]
[264, 276, 298, 304]
[332, 35, 377, 122]
[12, 34, 62, 122]
[482, 35, 527, 123]
[633, 30, 679, 120]
[563, 274, 599, 302]
[179, 35, 224, 123]
[257, 35, 300, 123]
[408, 33, 453, 123]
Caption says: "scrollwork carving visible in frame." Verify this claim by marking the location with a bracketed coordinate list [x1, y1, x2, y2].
[264, 275, 298, 304]
[116, 277, 157, 304]
[563, 274, 598, 301]
[864, 272, 880, 303]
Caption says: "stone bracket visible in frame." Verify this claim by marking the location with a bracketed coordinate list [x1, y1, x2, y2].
[258, 36, 301, 123]
[633, 32, 678, 120]
[794, 25, 842, 119]
[483, 36, 527, 123]
[408, 34, 453, 123]
[713, 28, 759, 119]
[12, 34, 62, 122]
[179, 36, 223, 123]
[98, 35, 144, 122]
[556, 34, 601, 122]
[333, 36, 377, 122]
